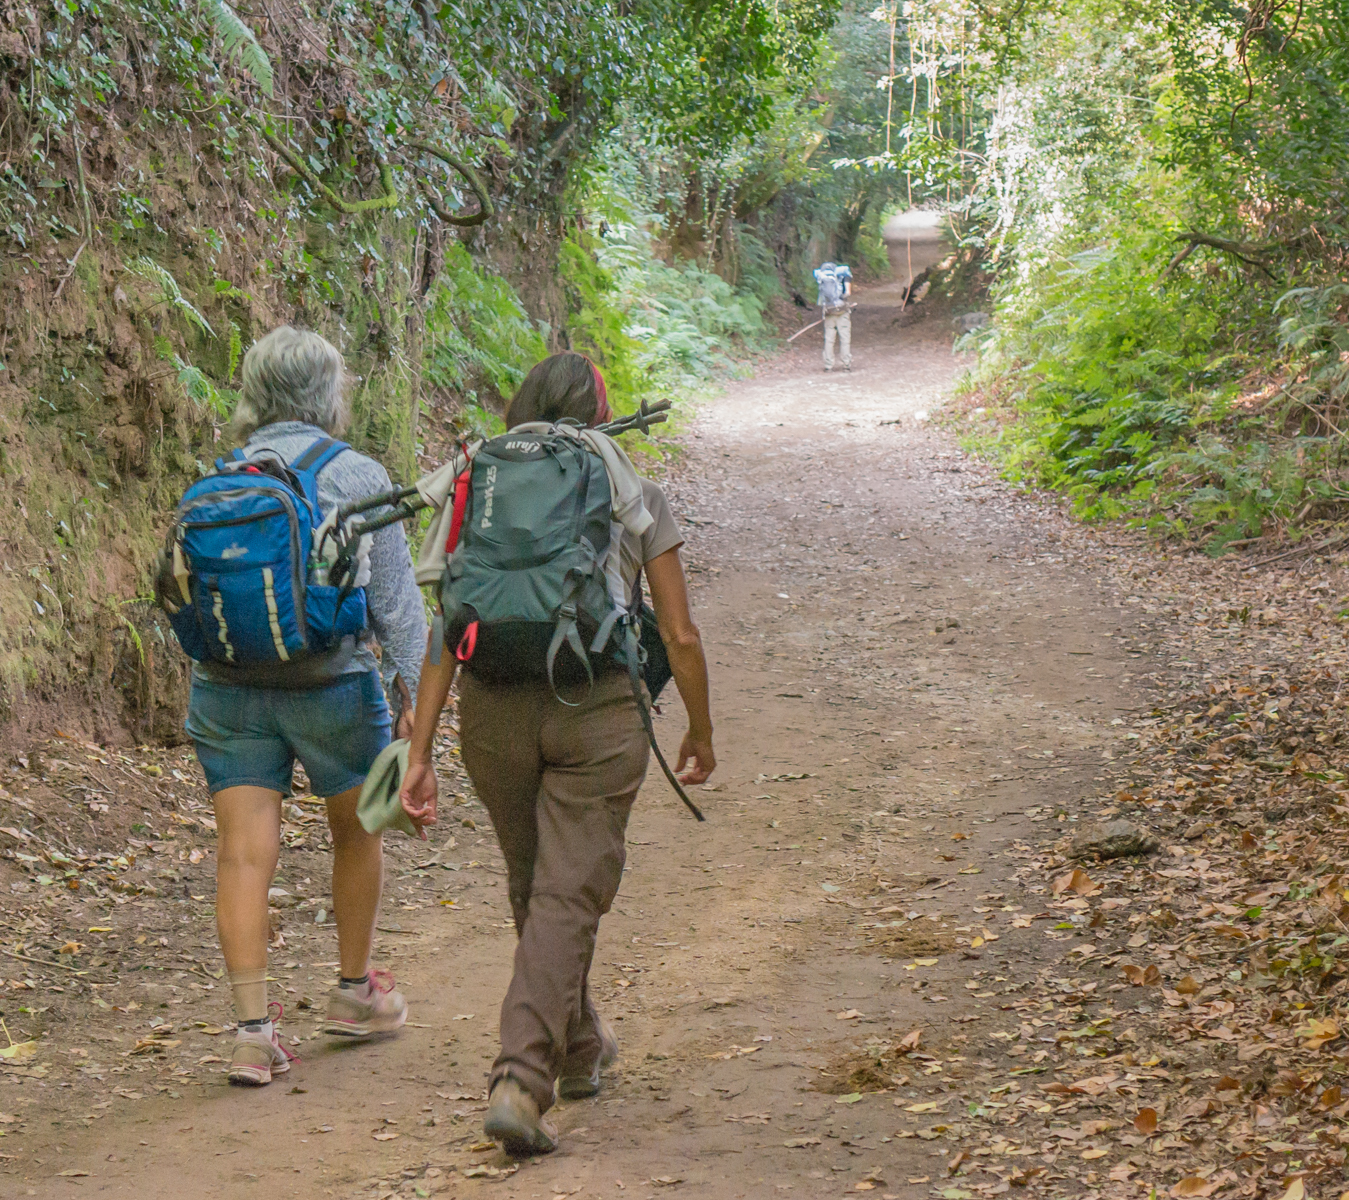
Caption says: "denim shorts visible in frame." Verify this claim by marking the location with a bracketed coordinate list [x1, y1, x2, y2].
[185, 670, 391, 798]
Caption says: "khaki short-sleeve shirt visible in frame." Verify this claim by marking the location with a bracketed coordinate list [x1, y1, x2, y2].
[617, 479, 684, 595]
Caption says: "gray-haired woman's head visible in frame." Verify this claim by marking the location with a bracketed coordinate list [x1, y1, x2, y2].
[233, 326, 348, 436]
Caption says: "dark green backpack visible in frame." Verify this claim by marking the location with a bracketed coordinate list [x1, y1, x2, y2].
[439, 427, 625, 690]
[433, 423, 703, 820]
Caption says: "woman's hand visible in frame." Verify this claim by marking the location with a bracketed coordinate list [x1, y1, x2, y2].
[676, 731, 716, 785]
[399, 638, 458, 841]
[399, 761, 439, 841]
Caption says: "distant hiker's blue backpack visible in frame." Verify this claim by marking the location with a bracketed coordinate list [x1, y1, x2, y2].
[154, 437, 368, 670]
[814, 262, 852, 312]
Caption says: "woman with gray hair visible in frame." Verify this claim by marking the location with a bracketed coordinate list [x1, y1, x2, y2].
[185, 326, 430, 1086]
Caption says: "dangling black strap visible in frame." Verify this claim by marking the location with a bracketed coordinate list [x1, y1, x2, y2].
[624, 623, 704, 821]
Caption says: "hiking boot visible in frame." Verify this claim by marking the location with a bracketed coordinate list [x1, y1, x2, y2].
[557, 1015, 619, 1101]
[323, 968, 407, 1039]
[484, 1077, 558, 1157]
[228, 1004, 294, 1087]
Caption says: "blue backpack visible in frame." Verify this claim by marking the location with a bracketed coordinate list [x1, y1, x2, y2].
[155, 437, 368, 669]
[814, 262, 852, 311]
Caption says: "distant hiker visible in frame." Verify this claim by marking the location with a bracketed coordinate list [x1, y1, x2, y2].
[155, 326, 427, 1086]
[400, 351, 717, 1157]
[814, 260, 853, 371]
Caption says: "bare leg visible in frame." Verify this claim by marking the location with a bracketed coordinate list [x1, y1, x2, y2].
[213, 786, 283, 1017]
[326, 783, 383, 980]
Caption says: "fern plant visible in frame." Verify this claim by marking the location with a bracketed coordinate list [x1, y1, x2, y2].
[127, 257, 215, 336]
[173, 355, 236, 420]
[203, 0, 274, 98]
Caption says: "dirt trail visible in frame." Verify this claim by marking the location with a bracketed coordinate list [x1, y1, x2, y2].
[7, 295, 1153, 1199]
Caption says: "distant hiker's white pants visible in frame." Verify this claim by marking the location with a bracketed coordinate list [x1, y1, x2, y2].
[823, 311, 851, 370]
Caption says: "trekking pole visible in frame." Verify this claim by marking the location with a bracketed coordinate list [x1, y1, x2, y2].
[328, 489, 434, 586]
[344, 492, 431, 537]
[594, 397, 673, 438]
[786, 318, 823, 343]
[336, 484, 423, 523]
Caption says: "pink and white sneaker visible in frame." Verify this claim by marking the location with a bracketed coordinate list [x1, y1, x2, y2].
[228, 1002, 296, 1087]
[323, 969, 408, 1039]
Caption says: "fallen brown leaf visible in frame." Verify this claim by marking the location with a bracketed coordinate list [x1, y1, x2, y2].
[1170, 1178, 1218, 1199]
[1134, 1106, 1158, 1136]
[1298, 1016, 1339, 1050]
[1053, 868, 1101, 897]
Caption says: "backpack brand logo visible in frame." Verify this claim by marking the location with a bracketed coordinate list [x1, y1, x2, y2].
[220, 544, 249, 559]
[480, 465, 497, 529]
[502, 440, 541, 453]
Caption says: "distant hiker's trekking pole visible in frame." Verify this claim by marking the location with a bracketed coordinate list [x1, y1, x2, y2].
[787, 318, 823, 343]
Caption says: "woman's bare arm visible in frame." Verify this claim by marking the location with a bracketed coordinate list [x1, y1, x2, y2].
[645, 547, 715, 784]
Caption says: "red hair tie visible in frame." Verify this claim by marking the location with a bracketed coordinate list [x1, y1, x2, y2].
[590, 361, 611, 426]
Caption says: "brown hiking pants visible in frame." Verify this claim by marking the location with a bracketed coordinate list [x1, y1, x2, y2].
[458, 670, 650, 1113]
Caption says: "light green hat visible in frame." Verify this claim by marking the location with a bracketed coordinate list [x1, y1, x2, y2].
[357, 739, 418, 837]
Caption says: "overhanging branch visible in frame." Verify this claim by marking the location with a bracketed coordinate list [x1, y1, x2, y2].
[406, 140, 494, 226]
[1159, 230, 1279, 282]
[262, 129, 400, 214]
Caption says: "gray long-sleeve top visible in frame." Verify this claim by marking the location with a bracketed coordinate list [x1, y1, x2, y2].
[193, 421, 427, 697]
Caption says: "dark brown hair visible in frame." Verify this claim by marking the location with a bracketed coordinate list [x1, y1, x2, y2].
[505, 352, 598, 429]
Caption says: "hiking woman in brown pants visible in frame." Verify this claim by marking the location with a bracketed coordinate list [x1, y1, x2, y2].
[399, 353, 716, 1157]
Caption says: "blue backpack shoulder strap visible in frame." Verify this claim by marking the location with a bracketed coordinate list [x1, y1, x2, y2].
[213, 448, 249, 472]
[289, 437, 349, 507]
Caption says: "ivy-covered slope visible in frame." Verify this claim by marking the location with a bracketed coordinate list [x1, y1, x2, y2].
[0, 0, 844, 743]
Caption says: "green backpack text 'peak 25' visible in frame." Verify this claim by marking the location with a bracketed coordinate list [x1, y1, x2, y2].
[433, 422, 702, 819]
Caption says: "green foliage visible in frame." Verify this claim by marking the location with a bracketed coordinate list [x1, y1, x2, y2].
[202, 0, 274, 97]
[423, 244, 548, 406]
[595, 224, 768, 384]
[653, 0, 843, 154]
[174, 356, 235, 421]
[560, 150, 774, 407]
[954, 0, 1349, 546]
[226, 321, 244, 383]
[0, 0, 848, 719]
[1, 0, 841, 256]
